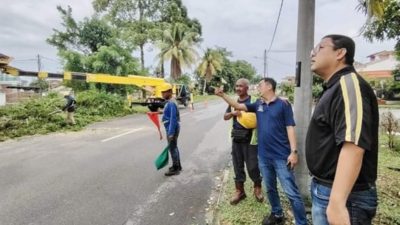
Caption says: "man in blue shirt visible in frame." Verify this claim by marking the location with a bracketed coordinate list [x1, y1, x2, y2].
[215, 78, 306, 225]
[160, 83, 181, 176]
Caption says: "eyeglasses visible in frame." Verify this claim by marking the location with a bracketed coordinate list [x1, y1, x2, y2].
[310, 43, 335, 56]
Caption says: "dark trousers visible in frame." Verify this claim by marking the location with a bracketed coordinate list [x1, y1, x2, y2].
[231, 141, 262, 184]
[168, 127, 181, 166]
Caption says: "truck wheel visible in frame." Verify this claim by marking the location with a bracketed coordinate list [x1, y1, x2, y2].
[148, 105, 159, 112]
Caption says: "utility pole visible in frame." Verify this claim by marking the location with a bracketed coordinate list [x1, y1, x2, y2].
[294, 0, 315, 200]
[37, 54, 42, 71]
[263, 49, 267, 77]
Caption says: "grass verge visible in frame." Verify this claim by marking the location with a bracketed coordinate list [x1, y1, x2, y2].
[213, 137, 400, 225]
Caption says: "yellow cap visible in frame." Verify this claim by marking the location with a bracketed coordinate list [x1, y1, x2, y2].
[159, 83, 173, 92]
[237, 112, 257, 129]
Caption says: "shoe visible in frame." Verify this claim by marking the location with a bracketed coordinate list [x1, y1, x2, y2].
[165, 167, 180, 176]
[168, 165, 182, 172]
[230, 182, 246, 205]
[253, 183, 264, 203]
[262, 213, 284, 225]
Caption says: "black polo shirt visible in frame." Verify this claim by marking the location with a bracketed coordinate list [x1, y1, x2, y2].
[306, 66, 379, 187]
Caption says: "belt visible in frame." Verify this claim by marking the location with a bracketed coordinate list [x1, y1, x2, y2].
[313, 177, 374, 192]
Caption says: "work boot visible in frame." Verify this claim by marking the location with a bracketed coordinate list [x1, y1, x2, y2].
[164, 166, 179, 177]
[230, 182, 246, 205]
[262, 213, 284, 225]
[253, 182, 264, 203]
[168, 162, 182, 172]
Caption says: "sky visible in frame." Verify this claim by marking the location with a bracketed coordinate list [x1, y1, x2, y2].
[0, 0, 397, 82]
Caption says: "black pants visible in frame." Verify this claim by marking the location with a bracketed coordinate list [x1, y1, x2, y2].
[231, 141, 262, 184]
[167, 127, 181, 166]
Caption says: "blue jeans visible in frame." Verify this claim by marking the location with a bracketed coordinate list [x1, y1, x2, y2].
[259, 158, 307, 225]
[310, 179, 377, 225]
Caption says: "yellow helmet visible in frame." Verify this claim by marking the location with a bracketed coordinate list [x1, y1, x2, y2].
[159, 83, 173, 92]
[237, 112, 257, 129]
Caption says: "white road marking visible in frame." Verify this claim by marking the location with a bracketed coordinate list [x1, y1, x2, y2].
[101, 128, 144, 142]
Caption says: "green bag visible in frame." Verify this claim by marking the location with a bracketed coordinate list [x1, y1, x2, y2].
[154, 145, 169, 170]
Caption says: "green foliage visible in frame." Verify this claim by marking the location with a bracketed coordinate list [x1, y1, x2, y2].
[312, 74, 324, 100]
[362, 0, 400, 88]
[198, 47, 257, 93]
[47, 5, 142, 95]
[363, 0, 400, 42]
[174, 74, 192, 85]
[0, 90, 132, 142]
[47, 6, 114, 54]
[157, 23, 199, 80]
[279, 82, 294, 102]
[380, 111, 400, 150]
[30, 79, 49, 92]
[92, 0, 202, 71]
[197, 48, 223, 82]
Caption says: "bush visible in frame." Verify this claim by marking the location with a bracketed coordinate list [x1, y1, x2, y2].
[380, 111, 400, 151]
[0, 90, 132, 142]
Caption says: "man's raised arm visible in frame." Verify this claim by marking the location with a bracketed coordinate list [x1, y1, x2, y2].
[214, 87, 248, 111]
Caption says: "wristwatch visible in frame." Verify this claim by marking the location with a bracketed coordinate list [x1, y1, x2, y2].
[291, 149, 298, 154]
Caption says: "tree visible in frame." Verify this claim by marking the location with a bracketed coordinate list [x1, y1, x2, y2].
[357, 0, 385, 21]
[155, 0, 202, 77]
[157, 23, 198, 80]
[197, 48, 223, 94]
[47, 5, 141, 94]
[362, 0, 400, 82]
[93, 0, 165, 70]
[48, 6, 113, 54]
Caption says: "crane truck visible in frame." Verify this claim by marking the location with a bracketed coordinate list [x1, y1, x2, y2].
[0, 61, 191, 112]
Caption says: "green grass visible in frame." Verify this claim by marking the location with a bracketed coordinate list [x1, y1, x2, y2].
[214, 137, 400, 225]
[379, 104, 400, 109]
[192, 94, 219, 103]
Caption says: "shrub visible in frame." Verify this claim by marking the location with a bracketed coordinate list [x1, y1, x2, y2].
[0, 90, 132, 142]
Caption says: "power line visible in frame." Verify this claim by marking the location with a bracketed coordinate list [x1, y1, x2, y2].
[263, 0, 285, 77]
[266, 0, 284, 53]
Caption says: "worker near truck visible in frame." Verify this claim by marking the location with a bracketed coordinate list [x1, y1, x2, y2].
[160, 83, 182, 176]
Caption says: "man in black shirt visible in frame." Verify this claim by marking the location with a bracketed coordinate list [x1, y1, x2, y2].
[306, 34, 378, 225]
[224, 78, 263, 205]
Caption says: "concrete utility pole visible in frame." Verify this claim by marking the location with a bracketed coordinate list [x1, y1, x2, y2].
[37, 54, 42, 71]
[294, 0, 315, 200]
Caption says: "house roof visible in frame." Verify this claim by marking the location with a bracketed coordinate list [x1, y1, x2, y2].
[366, 50, 395, 58]
[0, 53, 12, 65]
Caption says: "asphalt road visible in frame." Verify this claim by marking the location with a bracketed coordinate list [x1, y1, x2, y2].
[0, 100, 231, 225]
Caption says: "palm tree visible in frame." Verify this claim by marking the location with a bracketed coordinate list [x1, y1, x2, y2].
[357, 0, 385, 20]
[197, 48, 223, 94]
[157, 23, 198, 80]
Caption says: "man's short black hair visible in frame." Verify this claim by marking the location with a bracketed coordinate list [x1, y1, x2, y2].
[323, 34, 355, 65]
[262, 77, 277, 92]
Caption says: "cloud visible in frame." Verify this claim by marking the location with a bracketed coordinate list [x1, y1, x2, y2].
[0, 0, 396, 80]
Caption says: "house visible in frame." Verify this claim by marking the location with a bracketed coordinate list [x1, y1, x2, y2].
[355, 50, 398, 80]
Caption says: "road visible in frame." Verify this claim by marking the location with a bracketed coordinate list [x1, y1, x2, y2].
[0, 100, 231, 225]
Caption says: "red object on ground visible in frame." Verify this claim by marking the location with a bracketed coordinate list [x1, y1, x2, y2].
[147, 112, 163, 140]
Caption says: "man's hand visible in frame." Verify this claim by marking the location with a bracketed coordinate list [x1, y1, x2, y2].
[327, 201, 350, 225]
[287, 152, 298, 170]
[214, 86, 224, 96]
[231, 110, 242, 117]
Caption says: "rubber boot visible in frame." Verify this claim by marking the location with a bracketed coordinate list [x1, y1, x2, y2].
[230, 182, 246, 205]
[253, 181, 264, 203]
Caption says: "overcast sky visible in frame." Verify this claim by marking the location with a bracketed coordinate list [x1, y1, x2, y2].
[0, 0, 397, 81]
